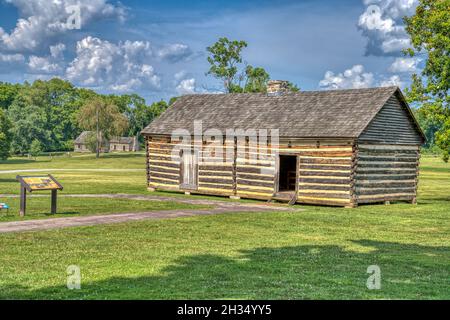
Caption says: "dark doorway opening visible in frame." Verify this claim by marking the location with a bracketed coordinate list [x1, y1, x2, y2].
[278, 155, 297, 192]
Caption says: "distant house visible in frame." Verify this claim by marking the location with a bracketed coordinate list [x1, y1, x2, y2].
[74, 131, 139, 153]
[109, 136, 139, 152]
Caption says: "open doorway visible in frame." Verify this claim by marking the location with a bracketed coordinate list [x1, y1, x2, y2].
[278, 155, 297, 192]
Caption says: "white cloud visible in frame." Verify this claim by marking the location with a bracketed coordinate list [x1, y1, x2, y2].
[66, 36, 160, 92]
[319, 65, 374, 89]
[380, 75, 403, 87]
[363, 0, 418, 19]
[0, 53, 25, 62]
[389, 57, 420, 73]
[157, 43, 193, 63]
[381, 38, 411, 53]
[320, 64, 406, 90]
[358, 5, 395, 33]
[358, 0, 418, 56]
[174, 70, 188, 81]
[50, 43, 66, 59]
[27, 43, 66, 74]
[0, 0, 126, 53]
[176, 78, 196, 95]
[28, 55, 62, 73]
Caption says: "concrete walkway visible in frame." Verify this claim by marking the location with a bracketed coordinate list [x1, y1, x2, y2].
[0, 194, 295, 234]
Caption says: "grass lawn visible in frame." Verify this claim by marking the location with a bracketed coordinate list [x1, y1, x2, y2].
[0, 153, 449, 299]
[0, 197, 210, 222]
[0, 153, 147, 195]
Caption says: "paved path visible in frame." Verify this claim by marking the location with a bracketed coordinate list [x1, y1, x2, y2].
[0, 194, 295, 234]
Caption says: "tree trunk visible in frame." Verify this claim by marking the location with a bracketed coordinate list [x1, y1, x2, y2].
[96, 106, 100, 159]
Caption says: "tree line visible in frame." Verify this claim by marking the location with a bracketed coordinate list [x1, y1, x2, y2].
[0, 79, 173, 159]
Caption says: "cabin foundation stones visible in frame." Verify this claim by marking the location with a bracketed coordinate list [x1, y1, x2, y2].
[142, 86, 425, 207]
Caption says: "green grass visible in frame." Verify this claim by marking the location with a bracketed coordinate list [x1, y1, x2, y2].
[0, 153, 148, 195]
[0, 197, 210, 222]
[0, 154, 449, 299]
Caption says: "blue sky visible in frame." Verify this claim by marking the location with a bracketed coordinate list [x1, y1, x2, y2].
[0, 0, 422, 103]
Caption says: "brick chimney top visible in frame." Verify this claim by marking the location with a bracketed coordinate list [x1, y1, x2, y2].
[267, 80, 289, 96]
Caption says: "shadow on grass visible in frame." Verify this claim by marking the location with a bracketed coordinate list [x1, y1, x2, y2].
[93, 153, 145, 160]
[3, 240, 448, 300]
[0, 159, 41, 165]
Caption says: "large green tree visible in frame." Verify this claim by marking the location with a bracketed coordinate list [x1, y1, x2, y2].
[0, 109, 12, 160]
[404, 0, 450, 161]
[0, 82, 20, 110]
[77, 97, 129, 158]
[7, 79, 87, 153]
[206, 37, 248, 93]
[206, 37, 299, 93]
[7, 94, 51, 155]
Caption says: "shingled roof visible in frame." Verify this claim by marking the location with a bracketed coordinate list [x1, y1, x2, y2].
[74, 131, 91, 144]
[142, 86, 421, 138]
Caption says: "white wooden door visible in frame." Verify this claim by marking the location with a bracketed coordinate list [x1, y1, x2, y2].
[181, 150, 198, 190]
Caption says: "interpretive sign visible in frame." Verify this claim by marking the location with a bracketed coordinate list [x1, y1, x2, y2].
[16, 175, 63, 216]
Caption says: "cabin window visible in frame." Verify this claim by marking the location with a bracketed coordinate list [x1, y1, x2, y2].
[278, 155, 297, 192]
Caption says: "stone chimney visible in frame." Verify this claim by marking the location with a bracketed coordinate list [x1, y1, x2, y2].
[267, 80, 289, 96]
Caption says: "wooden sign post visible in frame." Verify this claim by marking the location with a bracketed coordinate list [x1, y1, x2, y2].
[16, 175, 63, 217]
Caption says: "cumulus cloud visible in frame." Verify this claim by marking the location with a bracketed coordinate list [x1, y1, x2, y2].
[0, 0, 126, 53]
[388, 57, 420, 73]
[319, 64, 406, 90]
[0, 53, 25, 63]
[173, 71, 196, 94]
[157, 43, 193, 63]
[363, 0, 418, 19]
[176, 78, 196, 95]
[358, 0, 418, 56]
[319, 65, 374, 89]
[66, 36, 160, 92]
[380, 74, 403, 87]
[50, 43, 66, 59]
[28, 56, 62, 74]
[27, 43, 66, 74]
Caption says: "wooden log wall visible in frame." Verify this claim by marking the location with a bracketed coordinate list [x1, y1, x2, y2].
[359, 95, 423, 145]
[295, 142, 354, 207]
[146, 135, 364, 207]
[355, 144, 420, 204]
[146, 136, 235, 196]
[234, 139, 355, 206]
[235, 141, 277, 200]
[147, 136, 181, 191]
[197, 139, 234, 196]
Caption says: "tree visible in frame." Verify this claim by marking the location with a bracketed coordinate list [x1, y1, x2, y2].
[243, 66, 270, 93]
[6, 79, 87, 153]
[206, 37, 248, 92]
[206, 37, 300, 93]
[404, 0, 450, 161]
[0, 109, 12, 160]
[0, 82, 20, 110]
[7, 94, 51, 155]
[30, 139, 43, 160]
[286, 81, 300, 92]
[77, 97, 129, 158]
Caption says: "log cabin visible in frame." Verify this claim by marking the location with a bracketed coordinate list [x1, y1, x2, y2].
[141, 82, 425, 207]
